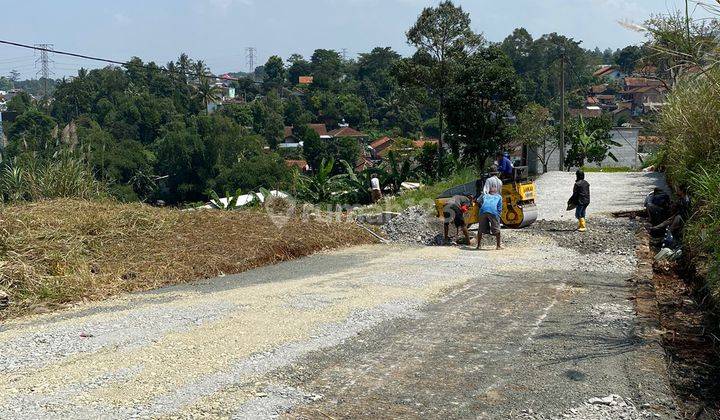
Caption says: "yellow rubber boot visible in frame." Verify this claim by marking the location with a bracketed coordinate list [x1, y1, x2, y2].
[578, 218, 587, 232]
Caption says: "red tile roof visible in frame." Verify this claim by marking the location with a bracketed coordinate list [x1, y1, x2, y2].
[284, 124, 329, 138]
[590, 84, 609, 94]
[285, 160, 309, 170]
[586, 96, 599, 105]
[370, 136, 393, 150]
[569, 108, 603, 118]
[412, 139, 439, 148]
[596, 94, 616, 101]
[328, 126, 366, 138]
[309, 124, 328, 136]
[593, 66, 618, 77]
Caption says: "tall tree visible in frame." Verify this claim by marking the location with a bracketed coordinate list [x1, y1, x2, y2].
[402, 0, 482, 151]
[263, 55, 287, 93]
[445, 47, 523, 169]
[513, 103, 557, 173]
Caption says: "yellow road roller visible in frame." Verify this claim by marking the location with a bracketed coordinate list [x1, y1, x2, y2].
[434, 167, 538, 229]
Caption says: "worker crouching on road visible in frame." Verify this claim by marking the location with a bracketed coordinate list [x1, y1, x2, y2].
[568, 170, 591, 232]
[476, 186, 503, 250]
[443, 194, 472, 245]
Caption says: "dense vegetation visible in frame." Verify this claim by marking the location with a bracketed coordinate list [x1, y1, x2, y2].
[648, 4, 720, 314]
[0, 1, 685, 206]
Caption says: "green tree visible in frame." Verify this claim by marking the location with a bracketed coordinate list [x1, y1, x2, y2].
[300, 124, 325, 171]
[6, 109, 57, 157]
[287, 54, 312, 85]
[6, 92, 33, 114]
[445, 47, 524, 169]
[613, 45, 643, 74]
[263, 55, 287, 92]
[327, 137, 361, 174]
[297, 158, 341, 203]
[196, 77, 221, 114]
[310, 49, 343, 91]
[513, 103, 557, 173]
[382, 150, 419, 193]
[403, 0, 482, 150]
[564, 116, 620, 168]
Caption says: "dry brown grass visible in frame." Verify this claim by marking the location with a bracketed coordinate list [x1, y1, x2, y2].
[0, 199, 376, 319]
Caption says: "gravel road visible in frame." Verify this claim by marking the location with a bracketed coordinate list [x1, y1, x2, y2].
[0, 172, 677, 419]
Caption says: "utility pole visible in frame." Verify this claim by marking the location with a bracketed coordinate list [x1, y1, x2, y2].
[559, 51, 566, 171]
[245, 47, 257, 78]
[34, 43, 54, 98]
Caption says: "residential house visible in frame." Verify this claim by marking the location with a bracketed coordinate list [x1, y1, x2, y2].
[280, 124, 332, 148]
[569, 107, 603, 119]
[369, 136, 394, 158]
[621, 78, 668, 115]
[593, 65, 625, 81]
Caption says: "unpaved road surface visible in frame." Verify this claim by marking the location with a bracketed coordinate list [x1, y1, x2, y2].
[0, 172, 677, 419]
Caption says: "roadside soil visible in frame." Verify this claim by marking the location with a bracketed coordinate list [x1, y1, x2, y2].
[0, 199, 375, 319]
[634, 232, 720, 419]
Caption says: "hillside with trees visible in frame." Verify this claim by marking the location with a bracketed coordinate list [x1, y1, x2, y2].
[0, 0, 696, 206]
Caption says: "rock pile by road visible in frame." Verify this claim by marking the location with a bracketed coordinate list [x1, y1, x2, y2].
[381, 206, 444, 245]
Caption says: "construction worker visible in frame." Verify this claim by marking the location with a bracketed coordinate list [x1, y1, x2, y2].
[476, 184, 503, 250]
[483, 172, 503, 195]
[568, 170, 591, 232]
[370, 175, 382, 203]
[496, 152, 514, 181]
[443, 194, 472, 245]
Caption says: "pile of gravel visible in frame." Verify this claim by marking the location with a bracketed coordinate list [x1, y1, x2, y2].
[381, 206, 445, 245]
[527, 217, 640, 255]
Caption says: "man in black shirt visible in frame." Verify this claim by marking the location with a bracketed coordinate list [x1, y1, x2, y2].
[443, 194, 472, 245]
[568, 170, 590, 232]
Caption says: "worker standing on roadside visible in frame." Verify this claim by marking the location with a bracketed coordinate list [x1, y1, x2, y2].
[476, 185, 503, 250]
[568, 170, 591, 232]
[370, 175, 382, 203]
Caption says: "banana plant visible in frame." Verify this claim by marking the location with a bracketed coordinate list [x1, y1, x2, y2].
[296, 158, 343, 204]
[334, 160, 385, 205]
[209, 188, 245, 210]
[382, 150, 419, 193]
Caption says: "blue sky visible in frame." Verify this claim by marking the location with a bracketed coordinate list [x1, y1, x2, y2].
[0, 0, 711, 78]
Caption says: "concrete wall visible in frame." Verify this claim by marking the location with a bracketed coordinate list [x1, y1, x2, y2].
[530, 127, 640, 173]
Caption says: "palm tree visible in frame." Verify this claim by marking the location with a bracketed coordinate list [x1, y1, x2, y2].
[196, 77, 221, 114]
[193, 60, 208, 82]
[177, 53, 192, 83]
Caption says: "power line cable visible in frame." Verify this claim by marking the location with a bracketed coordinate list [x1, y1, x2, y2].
[0, 39, 241, 82]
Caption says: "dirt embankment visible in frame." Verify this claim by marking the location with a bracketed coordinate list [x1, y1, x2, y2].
[0, 199, 375, 319]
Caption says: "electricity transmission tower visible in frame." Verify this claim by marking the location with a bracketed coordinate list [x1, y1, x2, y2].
[34, 43, 54, 98]
[245, 47, 257, 77]
[341, 48, 348, 61]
